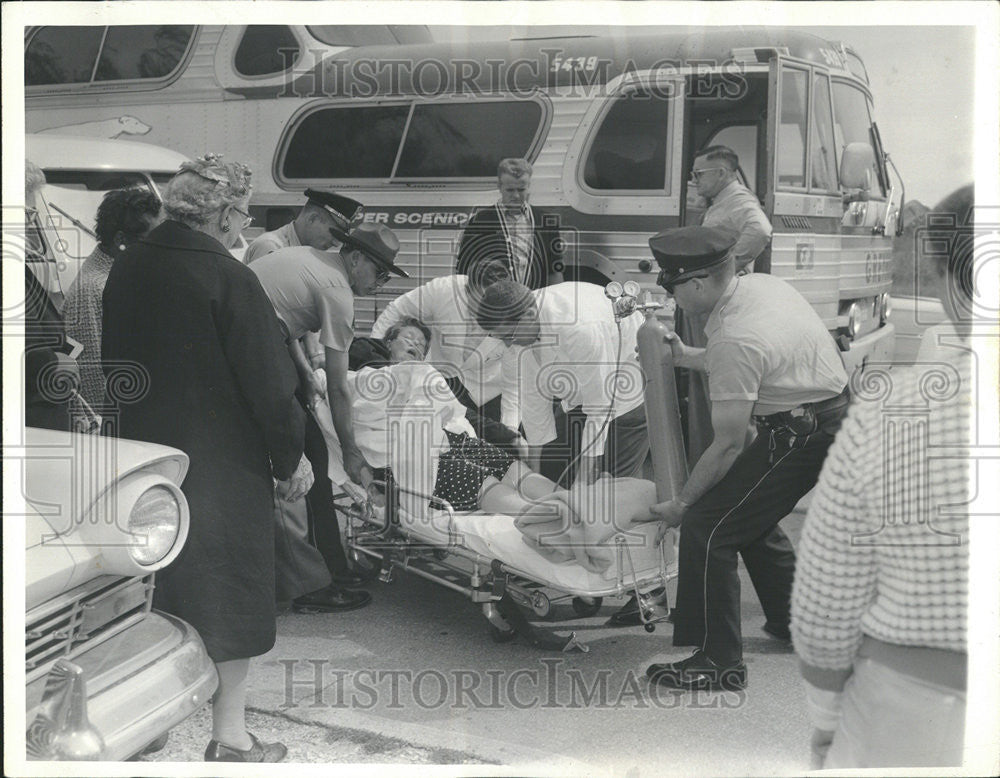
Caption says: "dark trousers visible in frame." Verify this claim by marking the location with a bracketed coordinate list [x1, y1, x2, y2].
[303, 406, 350, 577]
[671, 422, 839, 665]
[539, 403, 650, 488]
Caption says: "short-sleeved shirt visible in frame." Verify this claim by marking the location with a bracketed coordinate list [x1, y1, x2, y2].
[704, 274, 847, 416]
[249, 245, 354, 351]
[244, 221, 300, 264]
[702, 180, 772, 270]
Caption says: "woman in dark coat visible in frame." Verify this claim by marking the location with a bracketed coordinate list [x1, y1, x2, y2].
[102, 154, 308, 763]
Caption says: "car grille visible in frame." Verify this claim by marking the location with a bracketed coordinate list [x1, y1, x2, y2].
[26, 575, 154, 683]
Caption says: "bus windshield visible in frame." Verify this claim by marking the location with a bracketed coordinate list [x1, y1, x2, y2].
[831, 82, 884, 195]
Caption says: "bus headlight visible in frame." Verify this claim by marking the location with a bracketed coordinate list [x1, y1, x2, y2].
[127, 486, 182, 565]
[879, 292, 891, 324]
[846, 302, 860, 338]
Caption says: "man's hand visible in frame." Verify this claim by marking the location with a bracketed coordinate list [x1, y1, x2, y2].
[276, 455, 314, 501]
[661, 330, 698, 369]
[344, 449, 374, 489]
[647, 499, 687, 528]
[511, 435, 531, 461]
[302, 369, 327, 412]
[810, 728, 836, 769]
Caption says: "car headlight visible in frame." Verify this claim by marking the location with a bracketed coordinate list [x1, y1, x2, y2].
[127, 486, 181, 565]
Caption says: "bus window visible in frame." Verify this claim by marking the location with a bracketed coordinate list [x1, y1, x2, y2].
[26, 27, 104, 85]
[832, 82, 884, 195]
[234, 26, 301, 77]
[395, 101, 543, 178]
[810, 73, 838, 191]
[282, 105, 410, 179]
[26, 25, 194, 87]
[583, 89, 670, 192]
[97, 25, 194, 81]
[777, 68, 808, 188]
[707, 125, 757, 194]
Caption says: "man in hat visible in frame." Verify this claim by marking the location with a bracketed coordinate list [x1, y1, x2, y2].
[474, 279, 648, 487]
[246, 190, 368, 610]
[251, 223, 408, 613]
[637, 225, 849, 691]
[245, 189, 362, 263]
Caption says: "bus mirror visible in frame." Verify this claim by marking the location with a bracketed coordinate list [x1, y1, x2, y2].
[839, 142, 876, 191]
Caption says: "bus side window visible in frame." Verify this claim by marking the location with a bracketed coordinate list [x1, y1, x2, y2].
[583, 89, 669, 191]
[810, 73, 838, 191]
[234, 26, 301, 77]
[26, 27, 104, 86]
[778, 69, 808, 188]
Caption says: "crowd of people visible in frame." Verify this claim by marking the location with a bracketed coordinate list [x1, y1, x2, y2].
[21, 147, 974, 768]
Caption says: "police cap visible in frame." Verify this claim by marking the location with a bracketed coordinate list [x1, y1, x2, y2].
[648, 226, 737, 287]
[304, 189, 363, 240]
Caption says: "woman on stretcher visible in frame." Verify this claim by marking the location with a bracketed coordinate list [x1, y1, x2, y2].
[316, 318, 654, 574]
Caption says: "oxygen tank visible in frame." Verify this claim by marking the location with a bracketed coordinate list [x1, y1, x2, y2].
[637, 307, 689, 503]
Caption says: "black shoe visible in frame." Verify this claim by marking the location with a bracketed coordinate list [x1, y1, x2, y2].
[646, 650, 747, 691]
[292, 585, 371, 613]
[205, 733, 287, 762]
[763, 621, 791, 642]
[330, 572, 368, 588]
[605, 588, 667, 627]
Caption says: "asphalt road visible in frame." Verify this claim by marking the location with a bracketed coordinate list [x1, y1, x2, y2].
[145, 508, 813, 775]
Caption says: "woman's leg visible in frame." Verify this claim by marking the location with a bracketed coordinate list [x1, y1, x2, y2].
[212, 658, 252, 749]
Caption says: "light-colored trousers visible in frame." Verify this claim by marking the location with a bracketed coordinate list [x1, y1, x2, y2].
[824, 656, 966, 769]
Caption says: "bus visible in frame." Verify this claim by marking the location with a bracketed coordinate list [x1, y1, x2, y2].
[25, 25, 900, 374]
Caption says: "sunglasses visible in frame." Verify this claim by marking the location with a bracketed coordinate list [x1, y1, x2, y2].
[689, 167, 726, 181]
[658, 271, 710, 294]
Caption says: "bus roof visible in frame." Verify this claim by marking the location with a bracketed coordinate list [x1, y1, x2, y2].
[272, 26, 864, 100]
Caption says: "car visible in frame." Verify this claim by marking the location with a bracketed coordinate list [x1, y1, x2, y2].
[25, 133, 249, 310]
[21, 426, 218, 761]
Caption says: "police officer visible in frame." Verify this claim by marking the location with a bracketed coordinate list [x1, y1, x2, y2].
[637, 226, 850, 691]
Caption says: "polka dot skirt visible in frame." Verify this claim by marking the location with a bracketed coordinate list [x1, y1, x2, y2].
[431, 431, 515, 511]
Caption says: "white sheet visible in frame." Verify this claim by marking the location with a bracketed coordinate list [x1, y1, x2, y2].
[397, 497, 676, 595]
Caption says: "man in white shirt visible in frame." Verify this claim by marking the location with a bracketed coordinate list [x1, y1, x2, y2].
[475, 280, 649, 486]
[371, 259, 521, 445]
[682, 145, 774, 465]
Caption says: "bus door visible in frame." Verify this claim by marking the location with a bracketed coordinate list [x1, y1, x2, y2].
[682, 67, 770, 229]
[765, 54, 848, 332]
[766, 52, 895, 371]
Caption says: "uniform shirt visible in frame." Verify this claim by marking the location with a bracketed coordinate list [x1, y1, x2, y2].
[245, 220, 344, 264]
[370, 274, 513, 408]
[62, 246, 115, 410]
[249, 246, 354, 351]
[704, 274, 847, 416]
[244, 221, 300, 264]
[515, 283, 645, 451]
[702, 180, 772, 270]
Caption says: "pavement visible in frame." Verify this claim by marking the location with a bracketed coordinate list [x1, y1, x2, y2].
[141, 504, 814, 776]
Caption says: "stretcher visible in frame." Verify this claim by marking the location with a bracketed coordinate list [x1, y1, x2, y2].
[335, 480, 678, 650]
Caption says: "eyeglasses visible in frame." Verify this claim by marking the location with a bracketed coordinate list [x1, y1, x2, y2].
[374, 268, 391, 286]
[232, 205, 253, 228]
[689, 167, 727, 181]
[658, 271, 710, 295]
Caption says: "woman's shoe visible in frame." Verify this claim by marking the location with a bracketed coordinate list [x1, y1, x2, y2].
[205, 733, 287, 762]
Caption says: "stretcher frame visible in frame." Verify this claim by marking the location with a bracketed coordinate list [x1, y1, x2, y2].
[335, 480, 678, 644]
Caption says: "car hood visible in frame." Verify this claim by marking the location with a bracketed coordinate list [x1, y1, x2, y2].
[23, 429, 189, 608]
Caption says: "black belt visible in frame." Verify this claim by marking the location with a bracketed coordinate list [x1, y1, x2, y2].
[753, 386, 850, 434]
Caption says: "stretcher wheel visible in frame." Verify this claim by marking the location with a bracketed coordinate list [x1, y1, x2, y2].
[571, 596, 603, 617]
[488, 624, 517, 643]
[644, 623, 656, 633]
[348, 549, 380, 583]
[530, 591, 551, 618]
